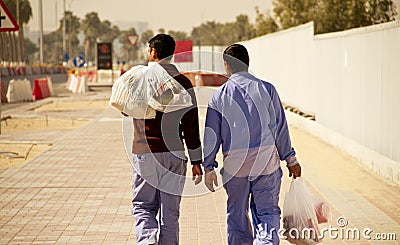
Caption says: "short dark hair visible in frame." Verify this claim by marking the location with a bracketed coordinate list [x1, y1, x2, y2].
[223, 44, 249, 73]
[148, 34, 176, 60]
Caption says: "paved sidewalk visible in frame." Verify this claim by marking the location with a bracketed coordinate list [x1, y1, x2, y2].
[0, 89, 399, 244]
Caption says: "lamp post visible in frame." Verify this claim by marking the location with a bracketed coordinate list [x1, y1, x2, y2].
[39, 0, 43, 64]
[63, 0, 67, 63]
[65, 0, 75, 65]
[16, 0, 20, 62]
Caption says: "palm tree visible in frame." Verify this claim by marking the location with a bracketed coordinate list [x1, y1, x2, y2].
[2, 0, 33, 62]
[119, 27, 139, 64]
[81, 12, 102, 62]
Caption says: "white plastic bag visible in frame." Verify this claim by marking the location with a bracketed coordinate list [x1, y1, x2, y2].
[144, 62, 193, 113]
[109, 62, 192, 119]
[282, 178, 322, 244]
[110, 65, 155, 118]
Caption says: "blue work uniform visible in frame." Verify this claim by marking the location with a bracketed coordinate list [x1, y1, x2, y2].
[130, 63, 202, 245]
[202, 72, 297, 244]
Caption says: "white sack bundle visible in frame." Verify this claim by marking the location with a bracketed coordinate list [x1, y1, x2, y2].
[109, 62, 192, 119]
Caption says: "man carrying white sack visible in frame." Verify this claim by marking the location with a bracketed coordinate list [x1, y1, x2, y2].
[202, 44, 301, 244]
[124, 34, 203, 245]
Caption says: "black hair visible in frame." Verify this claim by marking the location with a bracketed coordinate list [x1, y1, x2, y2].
[148, 34, 176, 60]
[223, 44, 249, 73]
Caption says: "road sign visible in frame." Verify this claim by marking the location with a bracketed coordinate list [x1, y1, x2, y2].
[64, 52, 70, 62]
[127, 35, 138, 47]
[73, 55, 85, 68]
[0, 0, 19, 32]
[97, 42, 112, 70]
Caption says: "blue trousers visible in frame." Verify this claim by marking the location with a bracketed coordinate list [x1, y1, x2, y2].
[131, 151, 187, 245]
[223, 167, 283, 245]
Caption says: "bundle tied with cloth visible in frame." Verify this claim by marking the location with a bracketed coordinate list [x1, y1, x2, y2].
[110, 62, 192, 118]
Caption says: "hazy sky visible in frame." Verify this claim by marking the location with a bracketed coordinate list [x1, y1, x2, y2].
[28, 0, 274, 33]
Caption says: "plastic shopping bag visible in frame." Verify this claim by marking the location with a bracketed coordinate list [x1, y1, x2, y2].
[109, 63, 192, 119]
[282, 177, 325, 244]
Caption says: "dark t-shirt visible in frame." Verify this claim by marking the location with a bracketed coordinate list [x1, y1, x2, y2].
[132, 63, 202, 165]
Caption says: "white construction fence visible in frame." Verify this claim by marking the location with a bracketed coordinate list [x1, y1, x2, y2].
[240, 21, 400, 184]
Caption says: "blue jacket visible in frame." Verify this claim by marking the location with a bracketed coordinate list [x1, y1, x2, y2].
[202, 72, 296, 176]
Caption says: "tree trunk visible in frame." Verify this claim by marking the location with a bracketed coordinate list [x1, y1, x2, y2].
[2, 33, 9, 62]
[10, 32, 17, 62]
[0, 33, 3, 62]
[19, 25, 25, 62]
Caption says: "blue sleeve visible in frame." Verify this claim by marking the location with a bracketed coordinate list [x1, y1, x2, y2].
[268, 85, 296, 161]
[202, 96, 222, 170]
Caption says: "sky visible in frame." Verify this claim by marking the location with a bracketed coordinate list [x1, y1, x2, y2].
[27, 0, 274, 33]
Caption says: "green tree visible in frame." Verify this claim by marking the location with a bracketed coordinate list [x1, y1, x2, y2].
[24, 38, 38, 63]
[273, 0, 397, 34]
[136, 29, 154, 63]
[255, 7, 279, 36]
[99, 20, 120, 42]
[119, 27, 139, 64]
[81, 12, 122, 63]
[191, 21, 226, 45]
[168, 30, 189, 40]
[190, 15, 257, 45]
[81, 12, 102, 61]
[140, 29, 155, 46]
[234, 14, 256, 41]
[273, 0, 316, 30]
[59, 11, 81, 60]
[43, 31, 63, 64]
[366, 0, 397, 24]
[2, 0, 33, 62]
[0, 33, 8, 61]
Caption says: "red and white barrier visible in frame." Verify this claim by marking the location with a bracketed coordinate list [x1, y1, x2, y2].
[1, 81, 7, 103]
[67, 74, 88, 93]
[87, 71, 97, 83]
[97, 70, 120, 84]
[1, 66, 8, 77]
[46, 76, 55, 97]
[26, 66, 33, 76]
[6, 79, 33, 103]
[0, 64, 68, 77]
[7, 66, 14, 76]
[32, 78, 51, 101]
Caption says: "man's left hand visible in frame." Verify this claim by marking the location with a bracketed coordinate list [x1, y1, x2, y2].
[192, 164, 203, 185]
[288, 163, 301, 179]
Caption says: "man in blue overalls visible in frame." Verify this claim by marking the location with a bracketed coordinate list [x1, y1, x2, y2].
[202, 44, 301, 244]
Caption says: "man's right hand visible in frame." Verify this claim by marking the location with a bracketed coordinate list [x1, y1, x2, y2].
[288, 163, 301, 179]
[204, 168, 218, 192]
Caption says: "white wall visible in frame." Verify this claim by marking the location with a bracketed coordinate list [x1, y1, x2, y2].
[315, 21, 400, 163]
[173, 46, 226, 74]
[243, 22, 317, 115]
[241, 21, 400, 164]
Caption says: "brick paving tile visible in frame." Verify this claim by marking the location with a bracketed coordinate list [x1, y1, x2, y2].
[0, 90, 399, 244]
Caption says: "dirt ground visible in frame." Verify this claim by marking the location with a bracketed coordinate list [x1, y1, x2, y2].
[34, 100, 109, 112]
[0, 143, 52, 169]
[0, 99, 109, 169]
[1, 117, 89, 132]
